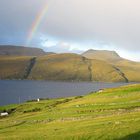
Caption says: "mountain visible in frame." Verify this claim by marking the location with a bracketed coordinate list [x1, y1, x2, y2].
[82, 49, 140, 82]
[29, 53, 127, 82]
[0, 47, 140, 82]
[0, 56, 33, 79]
[82, 49, 122, 62]
[0, 54, 128, 82]
[0, 45, 47, 56]
[115, 60, 140, 82]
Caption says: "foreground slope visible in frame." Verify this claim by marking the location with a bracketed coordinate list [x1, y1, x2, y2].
[0, 84, 140, 139]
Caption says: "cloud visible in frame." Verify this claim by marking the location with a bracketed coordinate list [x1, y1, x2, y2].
[41, 37, 84, 53]
[0, 0, 140, 60]
[41, 0, 140, 51]
[43, 41, 71, 53]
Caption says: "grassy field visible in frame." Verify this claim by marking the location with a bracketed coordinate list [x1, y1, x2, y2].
[0, 84, 140, 139]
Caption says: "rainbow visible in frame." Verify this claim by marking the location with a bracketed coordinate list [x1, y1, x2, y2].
[26, 4, 49, 46]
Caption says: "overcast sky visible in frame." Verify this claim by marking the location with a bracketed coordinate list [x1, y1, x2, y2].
[0, 0, 140, 61]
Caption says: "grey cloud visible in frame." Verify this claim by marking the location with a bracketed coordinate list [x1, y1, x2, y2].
[0, 0, 47, 35]
[42, 0, 140, 51]
[45, 41, 71, 53]
[0, 0, 140, 56]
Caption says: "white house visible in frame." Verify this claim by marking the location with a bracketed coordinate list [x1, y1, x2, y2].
[0, 112, 8, 117]
[98, 89, 104, 93]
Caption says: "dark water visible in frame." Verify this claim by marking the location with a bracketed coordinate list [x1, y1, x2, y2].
[0, 80, 129, 106]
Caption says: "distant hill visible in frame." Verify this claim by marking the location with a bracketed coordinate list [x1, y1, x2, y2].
[0, 45, 47, 56]
[82, 49, 140, 82]
[0, 47, 140, 82]
[0, 56, 32, 79]
[82, 49, 122, 62]
[28, 53, 127, 82]
[0, 54, 128, 82]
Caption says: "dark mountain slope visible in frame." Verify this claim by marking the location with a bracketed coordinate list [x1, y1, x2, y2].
[0, 45, 46, 56]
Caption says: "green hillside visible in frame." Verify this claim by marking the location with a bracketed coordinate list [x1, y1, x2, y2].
[0, 51, 139, 82]
[28, 53, 126, 82]
[0, 84, 140, 139]
[0, 56, 33, 79]
[82, 49, 140, 82]
[115, 60, 140, 82]
[90, 59, 128, 82]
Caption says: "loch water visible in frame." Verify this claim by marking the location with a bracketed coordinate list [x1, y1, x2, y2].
[0, 80, 130, 106]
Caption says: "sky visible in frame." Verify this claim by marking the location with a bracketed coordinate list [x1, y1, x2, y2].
[0, 0, 140, 61]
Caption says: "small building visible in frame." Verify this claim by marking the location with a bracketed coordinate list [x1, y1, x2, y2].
[0, 112, 8, 117]
[98, 89, 104, 93]
[37, 98, 40, 102]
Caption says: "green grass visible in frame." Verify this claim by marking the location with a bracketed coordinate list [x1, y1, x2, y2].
[0, 84, 140, 139]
